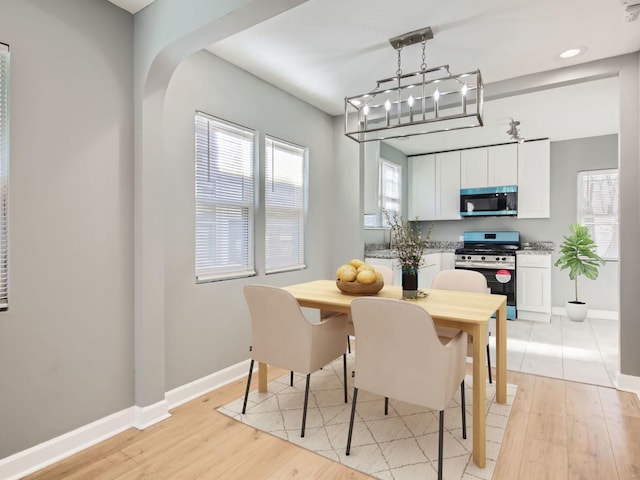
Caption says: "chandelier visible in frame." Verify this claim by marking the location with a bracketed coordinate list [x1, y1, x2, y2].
[344, 27, 484, 143]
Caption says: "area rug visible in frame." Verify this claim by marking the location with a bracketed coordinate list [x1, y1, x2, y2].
[218, 354, 517, 480]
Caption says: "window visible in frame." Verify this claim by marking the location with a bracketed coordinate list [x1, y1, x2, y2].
[380, 160, 401, 219]
[264, 136, 306, 273]
[194, 112, 255, 282]
[0, 43, 8, 308]
[577, 169, 618, 261]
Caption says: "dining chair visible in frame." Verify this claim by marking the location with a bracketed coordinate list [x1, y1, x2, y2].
[242, 284, 348, 437]
[322, 263, 394, 354]
[431, 269, 493, 383]
[346, 297, 467, 480]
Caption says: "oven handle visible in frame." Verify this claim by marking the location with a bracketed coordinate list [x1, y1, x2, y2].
[455, 263, 515, 270]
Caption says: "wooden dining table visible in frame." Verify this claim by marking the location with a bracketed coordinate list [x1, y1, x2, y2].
[257, 280, 507, 468]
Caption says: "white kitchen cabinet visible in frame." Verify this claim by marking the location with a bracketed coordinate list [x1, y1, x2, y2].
[418, 253, 442, 289]
[488, 144, 518, 186]
[460, 148, 487, 189]
[440, 252, 455, 271]
[408, 152, 460, 221]
[517, 254, 552, 322]
[517, 139, 550, 219]
[364, 257, 402, 286]
[460, 144, 518, 188]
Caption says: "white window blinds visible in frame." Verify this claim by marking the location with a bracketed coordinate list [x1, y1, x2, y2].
[380, 160, 401, 218]
[0, 44, 9, 308]
[577, 169, 618, 261]
[195, 113, 255, 282]
[264, 137, 306, 273]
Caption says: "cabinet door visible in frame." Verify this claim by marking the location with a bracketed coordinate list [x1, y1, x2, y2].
[408, 155, 436, 220]
[517, 139, 550, 218]
[418, 253, 441, 289]
[363, 142, 380, 217]
[517, 266, 551, 313]
[435, 151, 461, 220]
[460, 148, 488, 188]
[487, 144, 518, 186]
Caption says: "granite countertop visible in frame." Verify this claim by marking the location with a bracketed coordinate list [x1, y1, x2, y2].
[364, 242, 460, 259]
[517, 241, 554, 255]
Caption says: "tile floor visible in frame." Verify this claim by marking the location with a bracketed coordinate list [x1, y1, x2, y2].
[487, 315, 619, 388]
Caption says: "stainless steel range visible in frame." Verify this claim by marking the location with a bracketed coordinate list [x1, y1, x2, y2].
[455, 231, 520, 320]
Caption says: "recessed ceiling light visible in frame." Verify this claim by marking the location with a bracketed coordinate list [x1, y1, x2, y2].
[559, 47, 586, 59]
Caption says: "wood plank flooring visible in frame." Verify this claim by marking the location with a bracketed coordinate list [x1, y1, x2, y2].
[24, 366, 640, 480]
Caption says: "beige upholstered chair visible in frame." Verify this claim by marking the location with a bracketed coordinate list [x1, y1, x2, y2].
[322, 264, 394, 353]
[346, 297, 467, 480]
[242, 284, 348, 437]
[431, 269, 493, 383]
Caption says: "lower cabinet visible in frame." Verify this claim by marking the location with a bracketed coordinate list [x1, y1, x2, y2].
[418, 253, 441, 289]
[516, 254, 552, 322]
[365, 252, 454, 289]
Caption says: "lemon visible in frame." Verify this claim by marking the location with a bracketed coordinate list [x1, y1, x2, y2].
[338, 266, 357, 282]
[356, 270, 377, 285]
[349, 258, 364, 268]
[336, 264, 355, 278]
[357, 263, 374, 273]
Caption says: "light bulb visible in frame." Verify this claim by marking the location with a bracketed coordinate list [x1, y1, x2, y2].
[461, 83, 468, 96]
[433, 89, 440, 101]
[384, 99, 391, 111]
[407, 95, 415, 107]
[363, 104, 369, 116]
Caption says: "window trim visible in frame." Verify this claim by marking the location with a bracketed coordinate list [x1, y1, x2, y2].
[577, 168, 619, 262]
[379, 158, 402, 223]
[263, 135, 308, 275]
[194, 111, 257, 283]
[0, 43, 9, 309]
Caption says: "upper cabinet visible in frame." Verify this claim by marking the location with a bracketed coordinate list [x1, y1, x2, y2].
[460, 144, 518, 188]
[408, 151, 461, 221]
[517, 139, 550, 219]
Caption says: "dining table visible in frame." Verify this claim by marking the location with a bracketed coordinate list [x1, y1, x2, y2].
[257, 280, 507, 468]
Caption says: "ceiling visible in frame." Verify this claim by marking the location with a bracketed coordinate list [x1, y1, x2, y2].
[110, 0, 639, 154]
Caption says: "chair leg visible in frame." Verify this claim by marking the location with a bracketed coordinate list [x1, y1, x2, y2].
[290, 370, 294, 387]
[343, 353, 348, 403]
[345, 387, 358, 455]
[461, 380, 467, 440]
[438, 410, 444, 480]
[241, 359, 254, 414]
[487, 343, 493, 384]
[301, 374, 311, 437]
[384, 397, 389, 415]
[347, 335, 351, 354]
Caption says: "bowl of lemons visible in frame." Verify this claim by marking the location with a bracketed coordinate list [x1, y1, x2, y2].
[336, 259, 384, 295]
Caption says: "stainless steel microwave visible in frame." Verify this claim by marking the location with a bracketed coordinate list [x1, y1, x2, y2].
[459, 186, 518, 217]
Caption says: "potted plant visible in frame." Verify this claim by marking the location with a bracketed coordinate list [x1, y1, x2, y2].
[554, 223, 605, 321]
[383, 210, 432, 298]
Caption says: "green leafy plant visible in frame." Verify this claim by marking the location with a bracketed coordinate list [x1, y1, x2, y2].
[383, 210, 432, 271]
[554, 223, 605, 303]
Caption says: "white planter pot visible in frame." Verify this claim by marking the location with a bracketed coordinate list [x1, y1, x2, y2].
[566, 301, 588, 322]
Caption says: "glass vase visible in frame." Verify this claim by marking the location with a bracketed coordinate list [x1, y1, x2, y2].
[401, 268, 419, 299]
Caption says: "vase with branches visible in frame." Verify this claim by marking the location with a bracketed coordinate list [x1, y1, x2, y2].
[383, 210, 432, 296]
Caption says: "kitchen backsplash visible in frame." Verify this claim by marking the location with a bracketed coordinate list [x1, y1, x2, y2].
[365, 239, 554, 254]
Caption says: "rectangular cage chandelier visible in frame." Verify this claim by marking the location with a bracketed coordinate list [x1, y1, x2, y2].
[344, 27, 484, 143]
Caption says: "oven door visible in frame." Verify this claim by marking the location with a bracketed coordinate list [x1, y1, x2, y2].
[455, 265, 517, 319]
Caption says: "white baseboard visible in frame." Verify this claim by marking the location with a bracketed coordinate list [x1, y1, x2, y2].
[133, 399, 171, 430]
[0, 407, 135, 480]
[551, 306, 618, 320]
[616, 373, 640, 400]
[165, 359, 253, 409]
[0, 358, 252, 480]
[517, 310, 551, 322]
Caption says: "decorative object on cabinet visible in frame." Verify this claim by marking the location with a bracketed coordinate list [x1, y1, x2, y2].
[383, 210, 432, 298]
[554, 224, 605, 321]
[506, 118, 525, 143]
[344, 26, 483, 143]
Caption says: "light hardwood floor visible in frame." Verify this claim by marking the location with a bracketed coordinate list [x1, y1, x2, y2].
[24, 366, 640, 480]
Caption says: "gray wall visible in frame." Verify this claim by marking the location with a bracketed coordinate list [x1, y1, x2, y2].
[0, 0, 134, 458]
[162, 50, 338, 389]
[414, 135, 619, 310]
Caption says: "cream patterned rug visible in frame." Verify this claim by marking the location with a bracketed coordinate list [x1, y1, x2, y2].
[218, 354, 517, 480]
